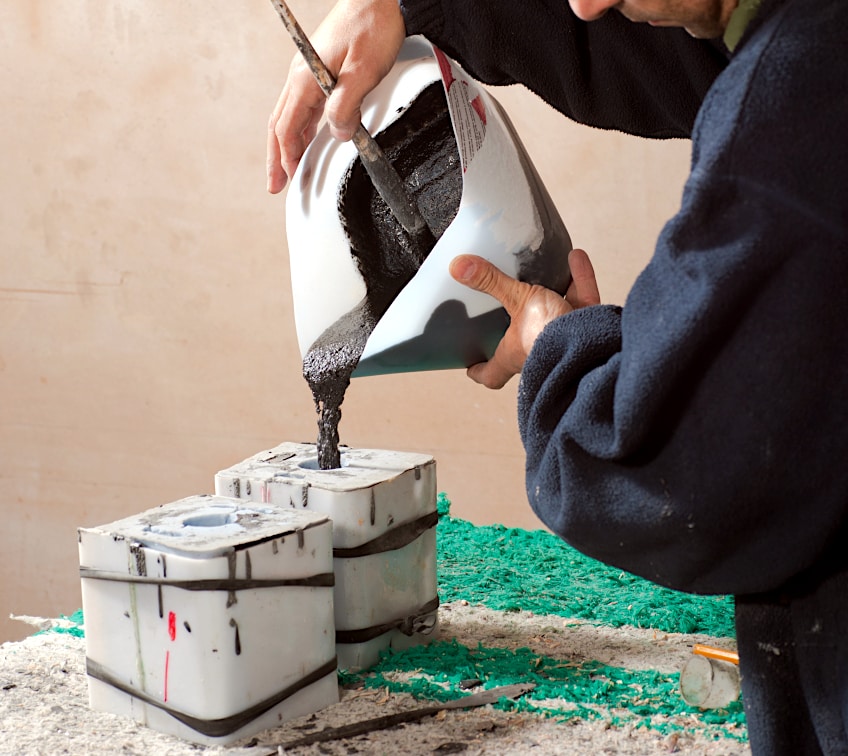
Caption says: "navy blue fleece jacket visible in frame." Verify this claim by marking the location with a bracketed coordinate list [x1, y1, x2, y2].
[525, 0, 848, 595]
[403, 0, 848, 752]
[404, 0, 848, 595]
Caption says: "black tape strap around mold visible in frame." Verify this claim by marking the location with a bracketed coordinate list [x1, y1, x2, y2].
[86, 655, 338, 738]
[332, 510, 438, 559]
[78, 569, 335, 591]
[335, 596, 440, 644]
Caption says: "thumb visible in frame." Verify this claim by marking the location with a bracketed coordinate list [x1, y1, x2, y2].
[566, 248, 601, 308]
[449, 255, 524, 314]
[325, 84, 363, 142]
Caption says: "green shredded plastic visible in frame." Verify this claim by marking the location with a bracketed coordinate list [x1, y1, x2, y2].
[38, 610, 85, 638]
[339, 639, 746, 742]
[436, 493, 735, 638]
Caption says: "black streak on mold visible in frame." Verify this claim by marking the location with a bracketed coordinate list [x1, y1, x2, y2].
[230, 618, 242, 656]
[303, 82, 461, 469]
[226, 551, 237, 608]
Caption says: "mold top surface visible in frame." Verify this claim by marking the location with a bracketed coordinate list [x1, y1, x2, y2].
[82, 494, 330, 555]
[219, 443, 435, 490]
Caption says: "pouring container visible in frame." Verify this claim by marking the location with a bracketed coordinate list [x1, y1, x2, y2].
[286, 37, 572, 377]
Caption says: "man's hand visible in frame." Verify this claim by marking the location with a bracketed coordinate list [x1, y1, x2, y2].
[449, 248, 601, 389]
[267, 0, 407, 193]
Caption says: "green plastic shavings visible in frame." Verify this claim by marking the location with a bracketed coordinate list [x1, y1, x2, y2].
[340, 638, 746, 742]
[436, 493, 735, 638]
[38, 610, 85, 638]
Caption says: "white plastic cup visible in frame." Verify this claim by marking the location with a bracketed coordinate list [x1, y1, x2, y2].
[679, 654, 741, 709]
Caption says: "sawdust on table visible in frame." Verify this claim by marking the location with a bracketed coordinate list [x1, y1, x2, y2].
[0, 604, 748, 756]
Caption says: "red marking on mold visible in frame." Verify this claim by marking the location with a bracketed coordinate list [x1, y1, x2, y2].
[164, 651, 170, 702]
[168, 611, 177, 641]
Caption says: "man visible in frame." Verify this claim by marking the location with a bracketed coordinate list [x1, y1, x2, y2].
[267, 0, 848, 752]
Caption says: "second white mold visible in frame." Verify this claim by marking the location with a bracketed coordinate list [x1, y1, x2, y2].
[215, 443, 439, 670]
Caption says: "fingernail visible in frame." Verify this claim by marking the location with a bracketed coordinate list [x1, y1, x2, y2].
[330, 124, 355, 142]
[452, 256, 477, 282]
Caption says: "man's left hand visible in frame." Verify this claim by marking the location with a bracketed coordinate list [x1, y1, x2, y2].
[449, 248, 600, 389]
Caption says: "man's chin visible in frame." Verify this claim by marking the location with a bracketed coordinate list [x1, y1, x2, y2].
[683, 23, 725, 38]
[616, 7, 725, 39]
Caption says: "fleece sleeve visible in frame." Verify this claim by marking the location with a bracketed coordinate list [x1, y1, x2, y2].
[400, 0, 728, 138]
[517, 0, 848, 596]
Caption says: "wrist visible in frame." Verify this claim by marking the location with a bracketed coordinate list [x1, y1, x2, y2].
[397, 0, 444, 39]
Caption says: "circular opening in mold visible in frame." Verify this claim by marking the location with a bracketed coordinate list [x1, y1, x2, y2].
[299, 454, 348, 471]
[182, 511, 237, 528]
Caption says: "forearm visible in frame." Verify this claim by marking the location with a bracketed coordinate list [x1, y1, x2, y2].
[400, 0, 728, 138]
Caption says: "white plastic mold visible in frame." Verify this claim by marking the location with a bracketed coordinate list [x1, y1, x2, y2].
[78, 495, 338, 746]
[214, 443, 439, 670]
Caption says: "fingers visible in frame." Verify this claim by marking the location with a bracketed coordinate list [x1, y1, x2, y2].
[324, 66, 371, 142]
[566, 248, 601, 308]
[266, 0, 406, 194]
[450, 249, 601, 390]
[267, 66, 327, 194]
[449, 255, 527, 316]
[266, 109, 285, 193]
[450, 255, 526, 388]
[451, 254, 556, 390]
[467, 342, 521, 390]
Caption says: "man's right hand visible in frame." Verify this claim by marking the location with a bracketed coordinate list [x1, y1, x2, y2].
[266, 0, 407, 194]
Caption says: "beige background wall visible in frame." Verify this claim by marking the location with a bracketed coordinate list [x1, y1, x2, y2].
[0, 1, 691, 643]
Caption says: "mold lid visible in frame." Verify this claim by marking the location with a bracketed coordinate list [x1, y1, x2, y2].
[82, 494, 330, 558]
[221, 443, 435, 491]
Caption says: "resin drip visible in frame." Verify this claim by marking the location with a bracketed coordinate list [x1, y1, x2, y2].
[303, 82, 461, 469]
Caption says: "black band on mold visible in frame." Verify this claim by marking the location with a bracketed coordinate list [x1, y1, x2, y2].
[85, 656, 338, 738]
[78, 570, 335, 591]
[335, 596, 440, 644]
[332, 510, 438, 559]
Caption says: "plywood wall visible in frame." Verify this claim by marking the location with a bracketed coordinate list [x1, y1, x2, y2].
[0, 0, 691, 643]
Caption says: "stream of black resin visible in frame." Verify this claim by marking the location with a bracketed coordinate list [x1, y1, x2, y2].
[303, 81, 461, 469]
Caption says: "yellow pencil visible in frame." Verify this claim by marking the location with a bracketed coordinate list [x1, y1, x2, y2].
[693, 643, 739, 665]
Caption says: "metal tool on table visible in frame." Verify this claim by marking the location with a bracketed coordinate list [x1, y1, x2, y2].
[270, 0, 436, 253]
[265, 683, 537, 751]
